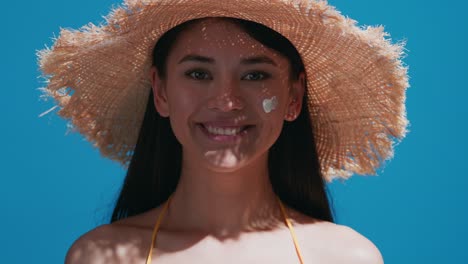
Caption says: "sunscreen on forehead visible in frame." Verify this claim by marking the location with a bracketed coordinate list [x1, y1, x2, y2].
[262, 96, 278, 113]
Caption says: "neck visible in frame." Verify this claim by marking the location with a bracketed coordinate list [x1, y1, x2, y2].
[162, 152, 284, 237]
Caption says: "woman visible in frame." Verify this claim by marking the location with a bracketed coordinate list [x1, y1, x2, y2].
[39, 1, 409, 263]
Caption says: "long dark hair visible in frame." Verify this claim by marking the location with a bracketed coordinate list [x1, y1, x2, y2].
[110, 18, 334, 223]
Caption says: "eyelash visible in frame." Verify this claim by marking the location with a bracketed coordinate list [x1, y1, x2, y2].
[184, 70, 271, 81]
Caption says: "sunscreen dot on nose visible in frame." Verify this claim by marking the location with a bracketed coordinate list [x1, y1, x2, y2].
[262, 96, 278, 113]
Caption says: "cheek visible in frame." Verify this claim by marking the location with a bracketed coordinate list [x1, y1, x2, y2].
[165, 84, 201, 143]
[169, 91, 195, 112]
[254, 86, 289, 116]
[261, 96, 279, 113]
[256, 95, 287, 132]
[166, 78, 203, 112]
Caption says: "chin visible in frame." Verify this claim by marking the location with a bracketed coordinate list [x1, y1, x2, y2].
[203, 150, 249, 172]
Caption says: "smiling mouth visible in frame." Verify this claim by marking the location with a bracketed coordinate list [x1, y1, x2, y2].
[197, 123, 254, 140]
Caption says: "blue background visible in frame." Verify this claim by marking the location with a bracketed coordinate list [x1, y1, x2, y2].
[2, 0, 466, 263]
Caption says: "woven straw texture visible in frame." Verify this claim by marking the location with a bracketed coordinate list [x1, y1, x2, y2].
[38, 0, 409, 181]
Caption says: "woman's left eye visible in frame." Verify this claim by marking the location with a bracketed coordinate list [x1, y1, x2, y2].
[243, 72, 270, 81]
[186, 70, 211, 80]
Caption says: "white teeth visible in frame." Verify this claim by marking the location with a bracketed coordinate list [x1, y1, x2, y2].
[205, 125, 244, 136]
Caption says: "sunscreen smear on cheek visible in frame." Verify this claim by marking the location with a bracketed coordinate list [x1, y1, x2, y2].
[262, 96, 278, 113]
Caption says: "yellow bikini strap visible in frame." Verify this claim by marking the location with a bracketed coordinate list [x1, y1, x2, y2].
[276, 196, 305, 264]
[146, 195, 304, 264]
[146, 195, 172, 264]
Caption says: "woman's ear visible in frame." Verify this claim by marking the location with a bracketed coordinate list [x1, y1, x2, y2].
[285, 72, 306, 121]
[150, 66, 170, 117]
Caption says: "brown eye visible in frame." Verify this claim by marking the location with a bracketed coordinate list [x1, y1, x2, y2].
[243, 71, 271, 81]
[186, 70, 211, 80]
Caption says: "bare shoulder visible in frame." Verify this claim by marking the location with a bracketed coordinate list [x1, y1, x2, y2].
[300, 221, 384, 264]
[329, 223, 383, 264]
[65, 224, 120, 264]
[65, 211, 158, 264]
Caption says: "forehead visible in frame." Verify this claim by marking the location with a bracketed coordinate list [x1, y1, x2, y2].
[170, 18, 283, 60]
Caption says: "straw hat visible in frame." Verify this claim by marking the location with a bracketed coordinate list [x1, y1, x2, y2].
[38, 0, 409, 181]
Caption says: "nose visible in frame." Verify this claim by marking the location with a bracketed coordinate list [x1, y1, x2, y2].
[207, 79, 244, 112]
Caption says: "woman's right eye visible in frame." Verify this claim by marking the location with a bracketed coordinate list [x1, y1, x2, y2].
[185, 70, 211, 80]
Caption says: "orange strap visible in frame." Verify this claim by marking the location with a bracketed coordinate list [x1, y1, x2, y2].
[277, 196, 305, 264]
[146, 195, 304, 264]
[146, 195, 172, 264]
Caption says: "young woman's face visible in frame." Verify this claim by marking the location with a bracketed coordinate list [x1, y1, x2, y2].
[151, 19, 304, 172]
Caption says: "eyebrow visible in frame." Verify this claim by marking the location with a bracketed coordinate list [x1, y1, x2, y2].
[178, 54, 278, 67]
